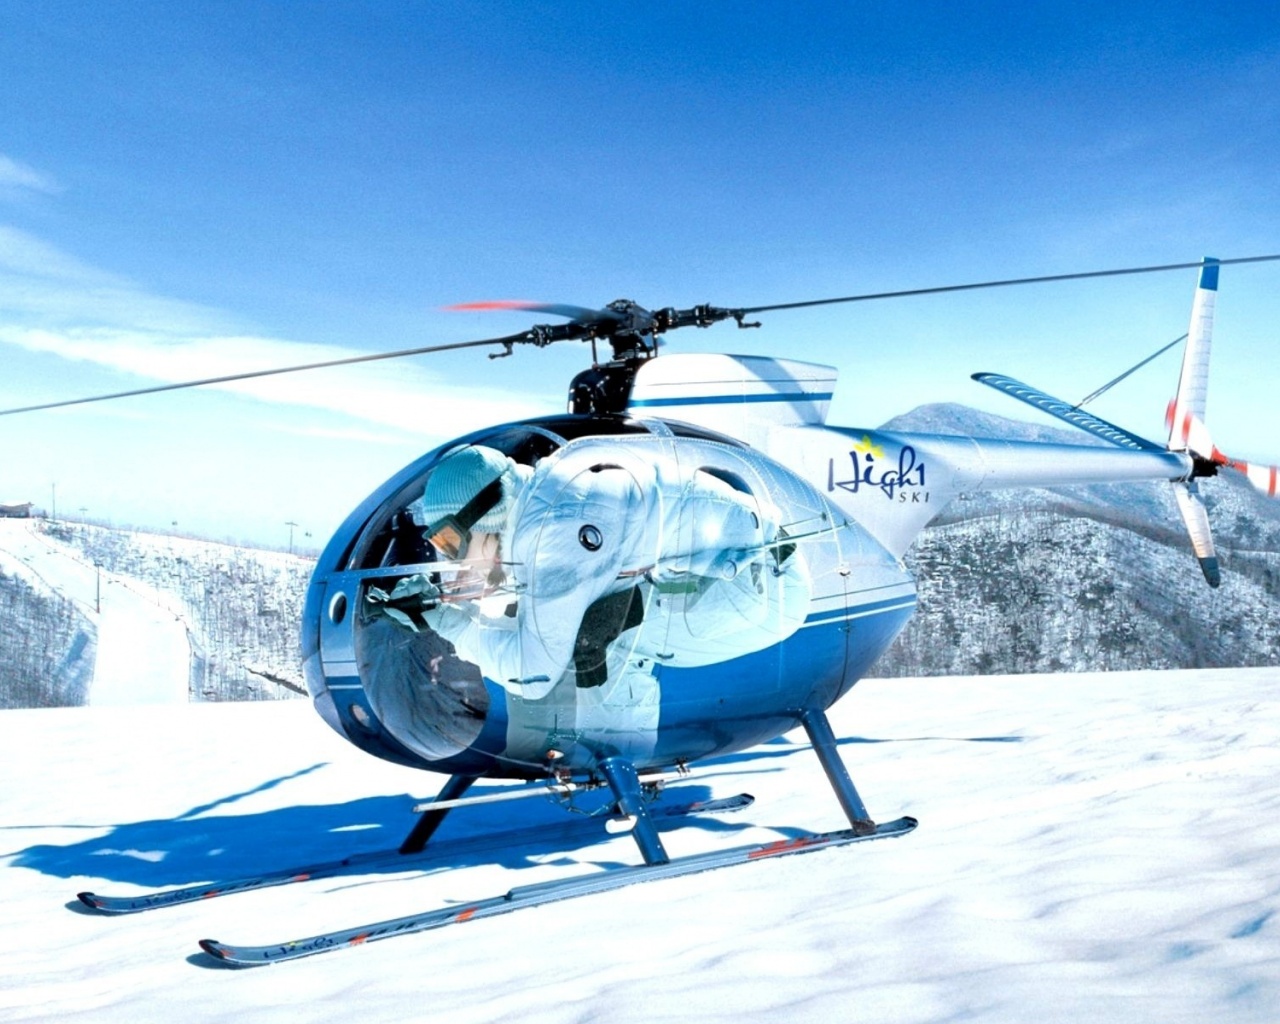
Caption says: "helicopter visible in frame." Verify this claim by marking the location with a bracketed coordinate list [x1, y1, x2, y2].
[10, 253, 1279, 964]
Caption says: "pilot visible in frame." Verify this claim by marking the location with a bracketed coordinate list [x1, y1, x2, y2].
[367, 442, 806, 719]
[405, 444, 529, 599]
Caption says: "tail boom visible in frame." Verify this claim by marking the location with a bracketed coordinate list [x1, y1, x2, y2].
[771, 425, 1192, 558]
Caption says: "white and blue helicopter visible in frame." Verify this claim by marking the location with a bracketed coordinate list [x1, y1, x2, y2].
[14, 255, 1277, 963]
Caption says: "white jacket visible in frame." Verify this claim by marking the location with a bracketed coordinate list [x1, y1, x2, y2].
[426, 437, 796, 699]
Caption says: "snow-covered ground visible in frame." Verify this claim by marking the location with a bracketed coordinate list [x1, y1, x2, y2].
[0, 520, 190, 704]
[4, 667, 1279, 1023]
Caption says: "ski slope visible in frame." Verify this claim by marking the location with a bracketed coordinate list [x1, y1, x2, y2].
[4, 667, 1279, 1023]
[0, 520, 190, 705]
[0, 519, 190, 706]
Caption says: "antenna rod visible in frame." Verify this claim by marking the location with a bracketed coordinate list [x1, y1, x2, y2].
[1075, 334, 1187, 409]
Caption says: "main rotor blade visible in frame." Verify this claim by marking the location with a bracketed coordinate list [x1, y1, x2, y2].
[6, 252, 1279, 418]
[445, 300, 622, 322]
[738, 254, 1280, 314]
[0, 333, 526, 417]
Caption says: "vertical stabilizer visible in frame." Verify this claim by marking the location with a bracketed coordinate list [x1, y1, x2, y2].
[1161, 258, 1280, 506]
[1166, 259, 1223, 587]
[1167, 258, 1218, 451]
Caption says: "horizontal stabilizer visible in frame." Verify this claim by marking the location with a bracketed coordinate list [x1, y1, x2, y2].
[971, 372, 1163, 451]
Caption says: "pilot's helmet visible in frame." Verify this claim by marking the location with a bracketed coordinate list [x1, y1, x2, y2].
[409, 445, 523, 536]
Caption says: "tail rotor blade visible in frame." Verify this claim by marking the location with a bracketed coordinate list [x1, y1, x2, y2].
[1239, 461, 1280, 498]
[1171, 480, 1221, 587]
[1220, 457, 1280, 499]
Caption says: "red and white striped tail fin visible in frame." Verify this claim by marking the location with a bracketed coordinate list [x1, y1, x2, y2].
[1160, 260, 1279, 584]
[1159, 258, 1280, 502]
[1167, 258, 1218, 451]
[1163, 259, 1226, 587]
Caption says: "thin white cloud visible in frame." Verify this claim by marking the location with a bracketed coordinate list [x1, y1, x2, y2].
[0, 224, 115, 282]
[0, 325, 553, 436]
[0, 227, 557, 436]
[0, 225, 236, 333]
[272, 422, 426, 446]
[0, 154, 60, 196]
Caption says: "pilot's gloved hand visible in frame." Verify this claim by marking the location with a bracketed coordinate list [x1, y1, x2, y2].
[365, 574, 441, 631]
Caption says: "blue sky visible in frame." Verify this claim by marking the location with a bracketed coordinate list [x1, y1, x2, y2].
[1, 2, 1278, 547]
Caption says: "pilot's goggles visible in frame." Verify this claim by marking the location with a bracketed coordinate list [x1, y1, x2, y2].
[424, 477, 504, 560]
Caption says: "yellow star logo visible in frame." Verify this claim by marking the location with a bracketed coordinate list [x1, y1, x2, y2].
[852, 435, 885, 459]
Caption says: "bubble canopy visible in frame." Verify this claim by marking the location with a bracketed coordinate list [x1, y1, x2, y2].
[302, 413, 909, 776]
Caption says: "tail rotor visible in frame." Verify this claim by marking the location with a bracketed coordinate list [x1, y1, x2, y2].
[1164, 258, 1279, 587]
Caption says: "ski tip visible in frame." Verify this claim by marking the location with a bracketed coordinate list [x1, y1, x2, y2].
[196, 939, 258, 969]
[76, 892, 104, 912]
[862, 816, 918, 840]
[198, 939, 234, 961]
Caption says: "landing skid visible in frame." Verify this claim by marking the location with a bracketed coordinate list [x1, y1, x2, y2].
[81, 707, 915, 965]
[199, 816, 917, 966]
[197, 707, 914, 966]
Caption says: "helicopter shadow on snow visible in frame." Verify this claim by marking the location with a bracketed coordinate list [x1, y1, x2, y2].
[15, 731, 1021, 893]
[13, 773, 753, 894]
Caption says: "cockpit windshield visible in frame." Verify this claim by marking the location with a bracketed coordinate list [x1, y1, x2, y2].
[345, 416, 663, 573]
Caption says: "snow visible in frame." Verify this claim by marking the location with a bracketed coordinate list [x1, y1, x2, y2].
[4, 667, 1280, 1022]
[0, 520, 190, 704]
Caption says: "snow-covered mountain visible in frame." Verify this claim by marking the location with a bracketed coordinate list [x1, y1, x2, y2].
[3, 404, 1277, 709]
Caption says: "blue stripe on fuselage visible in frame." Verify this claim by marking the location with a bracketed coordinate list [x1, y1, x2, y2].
[802, 595, 917, 627]
[650, 597, 917, 765]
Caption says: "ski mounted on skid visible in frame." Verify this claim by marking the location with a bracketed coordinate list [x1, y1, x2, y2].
[78, 709, 914, 965]
[199, 816, 917, 966]
[194, 709, 915, 966]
